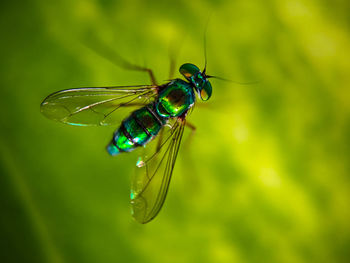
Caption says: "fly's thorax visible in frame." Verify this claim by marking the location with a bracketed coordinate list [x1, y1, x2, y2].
[107, 104, 166, 155]
[156, 79, 195, 118]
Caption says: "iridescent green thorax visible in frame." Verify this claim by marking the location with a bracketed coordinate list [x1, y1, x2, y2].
[156, 79, 195, 118]
[107, 105, 166, 155]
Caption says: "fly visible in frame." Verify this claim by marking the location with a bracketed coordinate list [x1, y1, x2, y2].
[41, 47, 215, 223]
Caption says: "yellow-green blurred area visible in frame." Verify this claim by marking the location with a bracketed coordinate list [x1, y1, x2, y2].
[1, 0, 349, 262]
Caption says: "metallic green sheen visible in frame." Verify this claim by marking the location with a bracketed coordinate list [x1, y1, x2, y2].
[179, 63, 212, 101]
[108, 105, 167, 155]
[179, 63, 200, 79]
[106, 144, 120, 155]
[134, 107, 163, 136]
[156, 79, 195, 117]
[200, 80, 212, 101]
[124, 116, 150, 145]
[114, 130, 134, 152]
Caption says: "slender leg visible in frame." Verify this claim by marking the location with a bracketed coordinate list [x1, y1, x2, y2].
[121, 62, 157, 86]
[84, 38, 158, 85]
[183, 121, 196, 150]
[167, 32, 187, 80]
[168, 55, 176, 80]
[185, 121, 196, 133]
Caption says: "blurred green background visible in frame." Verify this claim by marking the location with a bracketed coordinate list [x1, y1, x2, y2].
[1, 0, 349, 262]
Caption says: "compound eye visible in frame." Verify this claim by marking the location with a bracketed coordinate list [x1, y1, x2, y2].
[179, 63, 200, 80]
[200, 81, 212, 101]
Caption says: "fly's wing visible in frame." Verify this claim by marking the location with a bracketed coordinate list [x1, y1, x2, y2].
[131, 118, 186, 224]
[40, 85, 157, 126]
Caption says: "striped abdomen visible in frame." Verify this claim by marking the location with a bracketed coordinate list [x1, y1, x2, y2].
[107, 104, 166, 155]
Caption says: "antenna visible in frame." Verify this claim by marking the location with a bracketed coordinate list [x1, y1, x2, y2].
[203, 14, 213, 74]
[206, 75, 260, 85]
[203, 30, 208, 74]
[201, 14, 259, 86]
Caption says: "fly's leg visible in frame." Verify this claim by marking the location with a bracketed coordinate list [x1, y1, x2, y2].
[167, 35, 182, 80]
[185, 121, 196, 133]
[183, 121, 196, 150]
[168, 55, 176, 80]
[185, 121, 196, 139]
[121, 62, 157, 86]
[84, 38, 158, 85]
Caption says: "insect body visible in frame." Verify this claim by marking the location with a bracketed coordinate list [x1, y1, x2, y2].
[41, 63, 212, 223]
[107, 78, 197, 155]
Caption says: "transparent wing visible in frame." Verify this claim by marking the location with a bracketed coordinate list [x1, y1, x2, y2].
[131, 118, 186, 224]
[40, 85, 157, 126]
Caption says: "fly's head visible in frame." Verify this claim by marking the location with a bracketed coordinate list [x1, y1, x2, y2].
[179, 63, 212, 101]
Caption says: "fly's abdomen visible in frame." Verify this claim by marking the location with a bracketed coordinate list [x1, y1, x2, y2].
[107, 104, 166, 155]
